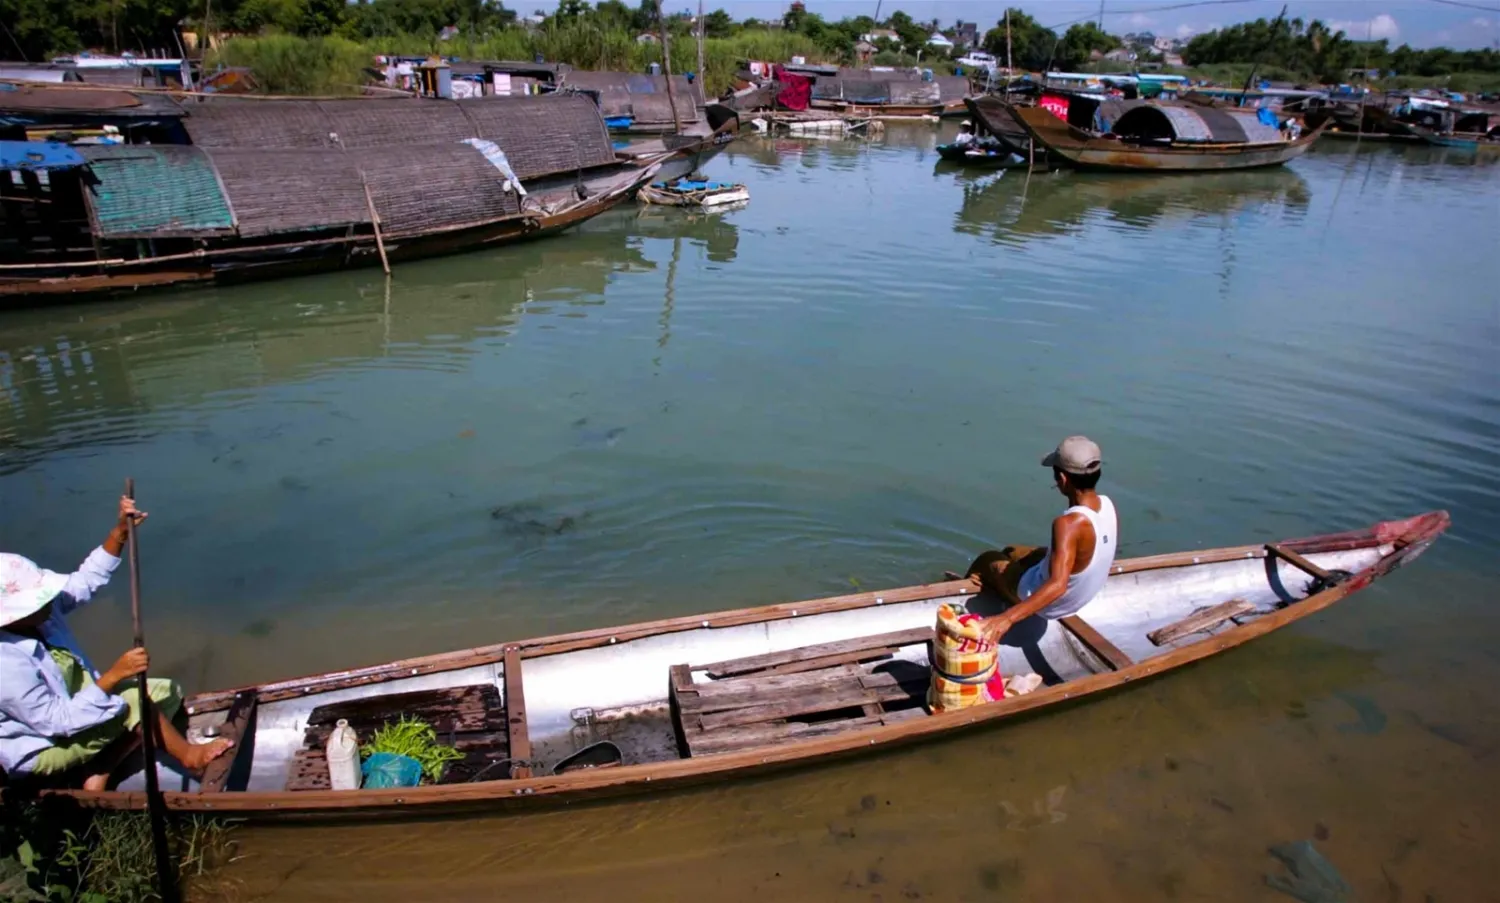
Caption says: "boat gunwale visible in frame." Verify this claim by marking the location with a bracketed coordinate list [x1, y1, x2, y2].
[33, 510, 1448, 815]
[1009, 103, 1327, 169]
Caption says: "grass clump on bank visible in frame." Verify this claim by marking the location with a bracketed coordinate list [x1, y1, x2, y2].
[207, 28, 828, 97]
[1, 796, 239, 903]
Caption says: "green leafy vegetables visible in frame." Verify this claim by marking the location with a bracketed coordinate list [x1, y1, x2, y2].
[360, 717, 464, 783]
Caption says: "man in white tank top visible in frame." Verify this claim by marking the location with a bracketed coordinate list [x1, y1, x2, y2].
[968, 436, 1120, 645]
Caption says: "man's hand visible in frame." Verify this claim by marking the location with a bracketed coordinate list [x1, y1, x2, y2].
[117, 496, 147, 529]
[98, 646, 149, 693]
[981, 616, 1013, 647]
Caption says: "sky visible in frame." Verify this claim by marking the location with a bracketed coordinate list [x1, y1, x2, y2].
[678, 1, 1500, 49]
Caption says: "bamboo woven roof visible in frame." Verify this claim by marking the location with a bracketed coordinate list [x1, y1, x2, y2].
[180, 93, 616, 180]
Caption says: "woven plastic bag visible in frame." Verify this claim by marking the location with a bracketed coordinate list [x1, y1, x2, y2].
[361, 752, 423, 789]
[927, 603, 1007, 713]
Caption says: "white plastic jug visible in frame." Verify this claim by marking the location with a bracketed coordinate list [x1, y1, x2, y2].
[326, 718, 361, 791]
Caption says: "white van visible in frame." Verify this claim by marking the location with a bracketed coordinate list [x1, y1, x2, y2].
[956, 51, 998, 71]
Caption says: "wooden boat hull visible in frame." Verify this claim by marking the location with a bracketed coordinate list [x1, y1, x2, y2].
[1011, 104, 1324, 172]
[0, 165, 656, 303]
[1407, 125, 1500, 153]
[34, 511, 1448, 819]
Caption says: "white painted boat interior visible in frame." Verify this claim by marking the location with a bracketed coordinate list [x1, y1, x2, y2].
[117, 545, 1388, 793]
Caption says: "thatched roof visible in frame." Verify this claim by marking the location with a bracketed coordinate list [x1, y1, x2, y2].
[206, 147, 369, 237]
[351, 143, 522, 236]
[558, 71, 706, 124]
[179, 94, 616, 180]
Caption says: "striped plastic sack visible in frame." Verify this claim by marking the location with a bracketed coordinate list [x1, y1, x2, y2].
[927, 604, 1008, 712]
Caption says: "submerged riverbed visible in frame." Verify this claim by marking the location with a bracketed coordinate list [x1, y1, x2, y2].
[2, 125, 1497, 900]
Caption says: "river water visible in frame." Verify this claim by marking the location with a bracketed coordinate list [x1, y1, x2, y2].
[1, 126, 1497, 900]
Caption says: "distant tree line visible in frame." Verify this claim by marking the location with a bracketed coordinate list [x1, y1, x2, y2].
[1184, 16, 1500, 82]
[4, 0, 1497, 87]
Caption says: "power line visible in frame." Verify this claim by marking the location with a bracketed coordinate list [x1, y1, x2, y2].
[1426, 0, 1500, 12]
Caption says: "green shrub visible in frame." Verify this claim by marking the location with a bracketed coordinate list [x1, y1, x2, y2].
[209, 33, 373, 95]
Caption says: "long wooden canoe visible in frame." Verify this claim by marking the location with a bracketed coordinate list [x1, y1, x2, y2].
[1010, 103, 1326, 173]
[39, 511, 1447, 819]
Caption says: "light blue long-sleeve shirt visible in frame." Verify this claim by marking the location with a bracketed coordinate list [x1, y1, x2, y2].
[0, 547, 127, 775]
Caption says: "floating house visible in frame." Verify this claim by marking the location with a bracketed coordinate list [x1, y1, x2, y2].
[0, 92, 669, 301]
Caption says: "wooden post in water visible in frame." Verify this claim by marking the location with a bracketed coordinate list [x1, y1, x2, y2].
[657, 0, 684, 135]
[124, 479, 180, 903]
[363, 182, 390, 276]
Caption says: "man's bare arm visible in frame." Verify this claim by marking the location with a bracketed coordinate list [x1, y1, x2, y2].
[983, 514, 1083, 641]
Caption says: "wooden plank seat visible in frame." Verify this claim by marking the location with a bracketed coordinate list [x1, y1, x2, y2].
[1147, 599, 1257, 647]
[285, 685, 512, 790]
[200, 690, 257, 793]
[671, 628, 933, 758]
[1058, 615, 1134, 671]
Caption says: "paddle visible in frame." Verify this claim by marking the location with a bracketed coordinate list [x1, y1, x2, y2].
[124, 478, 180, 903]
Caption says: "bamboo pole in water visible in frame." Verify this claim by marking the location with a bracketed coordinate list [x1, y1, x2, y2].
[657, 0, 684, 135]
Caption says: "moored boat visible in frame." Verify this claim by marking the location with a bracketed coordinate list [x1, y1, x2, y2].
[25, 511, 1447, 819]
[1010, 102, 1326, 172]
[638, 178, 750, 207]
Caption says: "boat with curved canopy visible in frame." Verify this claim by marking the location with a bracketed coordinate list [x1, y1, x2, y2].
[1010, 102, 1326, 172]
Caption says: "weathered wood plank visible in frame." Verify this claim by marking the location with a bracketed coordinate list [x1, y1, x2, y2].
[676, 665, 865, 714]
[768, 646, 901, 676]
[696, 627, 932, 678]
[1266, 542, 1334, 582]
[199, 691, 256, 794]
[1060, 615, 1134, 671]
[1147, 599, 1256, 647]
[503, 647, 531, 779]
[697, 678, 926, 732]
[691, 716, 882, 756]
[302, 685, 502, 748]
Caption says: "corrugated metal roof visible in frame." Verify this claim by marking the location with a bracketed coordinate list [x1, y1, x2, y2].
[0, 140, 86, 171]
[78, 145, 235, 239]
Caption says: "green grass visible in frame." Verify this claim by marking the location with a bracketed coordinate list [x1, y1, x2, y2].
[209, 28, 829, 96]
[209, 34, 373, 95]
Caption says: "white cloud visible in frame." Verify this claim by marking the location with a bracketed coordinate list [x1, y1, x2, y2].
[1127, 13, 1152, 28]
[1473, 17, 1493, 29]
[1329, 13, 1400, 40]
[1175, 24, 1196, 39]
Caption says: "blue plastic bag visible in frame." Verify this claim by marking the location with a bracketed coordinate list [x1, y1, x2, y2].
[361, 752, 423, 789]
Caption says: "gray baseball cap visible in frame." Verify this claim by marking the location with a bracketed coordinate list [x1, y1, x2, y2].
[1041, 436, 1102, 475]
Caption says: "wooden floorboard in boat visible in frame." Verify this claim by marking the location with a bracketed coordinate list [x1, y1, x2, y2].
[286, 685, 512, 791]
[695, 626, 932, 678]
[674, 644, 931, 757]
[1148, 599, 1256, 647]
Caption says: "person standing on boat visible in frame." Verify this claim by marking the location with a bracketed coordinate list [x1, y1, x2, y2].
[966, 436, 1119, 644]
[0, 496, 232, 789]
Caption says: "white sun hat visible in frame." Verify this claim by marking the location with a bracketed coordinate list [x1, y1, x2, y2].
[0, 554, 68, 628]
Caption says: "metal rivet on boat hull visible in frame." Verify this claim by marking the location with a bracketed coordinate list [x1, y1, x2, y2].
[411, 669, 418, 675]
[1193, 557, 1200, 564]
[701, 621, 710, 628]
[791, 610, 798, 617]
[875, 597, 884, 604]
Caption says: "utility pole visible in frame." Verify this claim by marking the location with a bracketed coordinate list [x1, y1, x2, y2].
[1097, 0, 1105, 29]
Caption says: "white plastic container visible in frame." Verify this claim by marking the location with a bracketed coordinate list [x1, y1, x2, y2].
[326, 718, 361, 791]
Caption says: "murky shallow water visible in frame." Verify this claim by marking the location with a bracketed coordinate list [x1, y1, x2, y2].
[2, 126, 1497, 900]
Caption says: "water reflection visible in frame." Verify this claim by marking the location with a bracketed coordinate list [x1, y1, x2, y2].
[0, 226, 671, 473]
[952, 168, 1312, 245]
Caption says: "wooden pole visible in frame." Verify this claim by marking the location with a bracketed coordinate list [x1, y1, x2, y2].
[695, 0, 706, 86]
[657, 0, 684, 134]
[362, 182, 391, 276]
[124, 478, 180, 903]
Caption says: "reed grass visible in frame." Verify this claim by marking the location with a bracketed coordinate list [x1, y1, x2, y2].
[212, 28, 828, 96]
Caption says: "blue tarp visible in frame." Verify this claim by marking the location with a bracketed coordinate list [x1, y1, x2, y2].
[604, 116, 634, 129]
[1257, 107, 1280, 127]
[0, 140, 86, 172]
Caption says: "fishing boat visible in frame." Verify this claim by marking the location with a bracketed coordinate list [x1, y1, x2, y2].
[27, 511, 1446, 819]
[638, 178, 750, 207]
[1009, 102, 1326, 172]
[1407, 124, 1500, 154]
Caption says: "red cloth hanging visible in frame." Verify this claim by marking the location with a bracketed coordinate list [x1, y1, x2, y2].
[772, 65, 811, 112]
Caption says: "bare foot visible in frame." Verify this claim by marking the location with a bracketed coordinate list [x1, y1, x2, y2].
[82, 773, 110, 791]
[181, 738, 234, 774]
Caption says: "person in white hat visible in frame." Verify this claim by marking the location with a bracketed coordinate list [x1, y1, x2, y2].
[0, 496, 231, 789]
[963, 436, 1120, 644]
